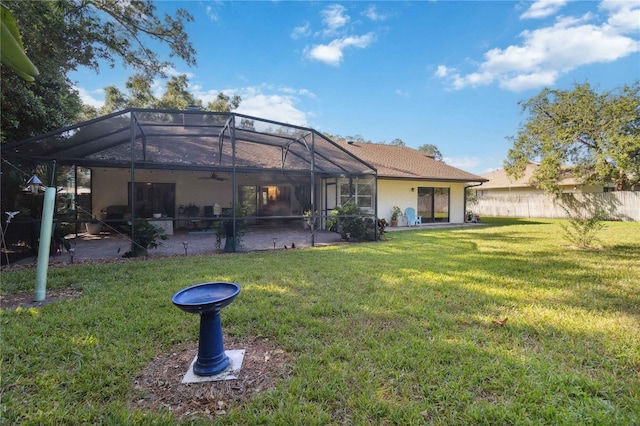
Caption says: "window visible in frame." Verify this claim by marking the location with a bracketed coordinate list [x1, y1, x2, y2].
[339, 181, 373, 209]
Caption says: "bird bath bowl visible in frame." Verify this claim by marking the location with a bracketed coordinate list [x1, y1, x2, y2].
[172, 282, 240, 376]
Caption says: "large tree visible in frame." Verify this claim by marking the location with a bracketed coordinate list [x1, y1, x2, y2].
[417, 144, 443, 161]
[389, 138, 405, 146]
[97, 74, 241, 115]
[0, 0, 196, 143]
[505, 82, 640, 195]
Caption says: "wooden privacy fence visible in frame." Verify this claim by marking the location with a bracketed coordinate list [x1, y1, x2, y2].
[475, 191, 640, 222]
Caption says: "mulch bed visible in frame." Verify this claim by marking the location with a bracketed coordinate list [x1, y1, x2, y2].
[0, 289, 83, 310]
[132, 336, 293, 420]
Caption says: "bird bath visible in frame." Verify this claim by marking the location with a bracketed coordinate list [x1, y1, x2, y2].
[172, 282, 240, 376]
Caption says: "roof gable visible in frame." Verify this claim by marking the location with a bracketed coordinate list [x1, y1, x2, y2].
[480, 162, 583, 189]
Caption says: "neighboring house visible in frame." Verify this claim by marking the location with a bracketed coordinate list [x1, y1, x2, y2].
[477, 162, 614, 198]
[337, 141, 487, 224]
[473, 162, 635, 220]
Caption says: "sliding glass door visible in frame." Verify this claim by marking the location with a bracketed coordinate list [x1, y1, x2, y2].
[417, 187, 450, 223]
[129, 182, 175, 218]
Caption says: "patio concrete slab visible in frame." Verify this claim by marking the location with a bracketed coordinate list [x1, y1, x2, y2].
[10, 222, 483, 266]
[11, 226, 345, 265]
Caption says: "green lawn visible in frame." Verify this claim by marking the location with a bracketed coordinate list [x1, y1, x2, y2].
[2, 218, 639, 425]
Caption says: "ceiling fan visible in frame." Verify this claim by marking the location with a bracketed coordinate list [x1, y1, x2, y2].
[199, 172, 227, 181]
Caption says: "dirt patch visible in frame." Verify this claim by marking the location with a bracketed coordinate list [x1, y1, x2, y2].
[131, 336, 293, 421]
[0, 289, 83, 310]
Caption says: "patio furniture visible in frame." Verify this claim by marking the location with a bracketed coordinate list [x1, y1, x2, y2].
[105, 205, 130, 232]
[404, 207, 422, 227]
[149, 217, 174, 235]
[185, 205, 203, 229]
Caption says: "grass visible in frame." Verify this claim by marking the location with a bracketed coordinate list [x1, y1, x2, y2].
[2, 218, 639, 425]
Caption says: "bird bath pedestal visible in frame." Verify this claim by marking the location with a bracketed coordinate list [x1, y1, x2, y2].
[172, 282, 241, 379]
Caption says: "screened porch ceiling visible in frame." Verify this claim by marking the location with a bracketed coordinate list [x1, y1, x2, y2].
[3, 109, 376, 177]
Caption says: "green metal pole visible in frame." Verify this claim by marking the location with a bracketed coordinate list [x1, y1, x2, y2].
[34, 186, 56, 302]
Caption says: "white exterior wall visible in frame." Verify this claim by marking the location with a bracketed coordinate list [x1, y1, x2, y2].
[92, 169, 471, 224]
[91, 168, 233, 216]
[377, 178, 468, 223]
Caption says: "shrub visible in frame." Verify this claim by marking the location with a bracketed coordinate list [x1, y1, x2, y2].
[558, 194, 607, 249]
[122, 219, 168, 257]
[326, 203, 380, 241]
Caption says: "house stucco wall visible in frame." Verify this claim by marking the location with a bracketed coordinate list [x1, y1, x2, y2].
[377, 179, 467, 223]
[92, 169, 469, 224]
[91, 168, 233, 217]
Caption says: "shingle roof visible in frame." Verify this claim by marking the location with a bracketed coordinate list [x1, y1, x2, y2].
[480, 162, 580, 189]
[336, 141, 486, 182]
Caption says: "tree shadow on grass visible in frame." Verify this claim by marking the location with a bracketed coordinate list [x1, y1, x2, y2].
[478, 217, 552, 226]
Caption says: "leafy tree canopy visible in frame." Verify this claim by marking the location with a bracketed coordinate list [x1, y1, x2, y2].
[417, 144, 443, 161]
[505, 81, 640, 194]
[1, 0, 196, 143]
[97, 74, 241, 116]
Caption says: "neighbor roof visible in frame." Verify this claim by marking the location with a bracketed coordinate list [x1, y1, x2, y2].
[2, 109, 375, 177]
[337, 141, 486, 182]
[480, 162, 581, 189]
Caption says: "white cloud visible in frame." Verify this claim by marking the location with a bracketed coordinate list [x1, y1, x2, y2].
[188, 84, 310, 126]
[499, 71, 558, 91]
[298, 4, 378, 66]
[363, 5, 388, 21]
[291, 21, 311, 39]
[434, 65, 450, 78]
[395, 89, 409, 97]
[321, 4, 350, 36]
[600, 0, 640, 33]
[520, 0, 568, 19]
[75, 87, 104, 108]
[305, 33, 376, 66]
[205, 1, 223, 21]
[205, 6, 218, 21]
[437, 3, 640, 91]
[279, 85, 317, 99]
[235, 93, 308, 126]
[161, 66, 194, 79]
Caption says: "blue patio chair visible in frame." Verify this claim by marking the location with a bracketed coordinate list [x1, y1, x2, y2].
[404, 207, 422, 227]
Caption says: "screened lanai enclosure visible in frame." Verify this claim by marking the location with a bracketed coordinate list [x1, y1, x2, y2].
[1, 109, 378, 262]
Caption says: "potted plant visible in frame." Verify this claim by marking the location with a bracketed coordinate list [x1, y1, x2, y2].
[122, 219, 168, 257]
[303, 209, 318, 229]
[390, 206, 402, 227]
[86, 217, 103, 235]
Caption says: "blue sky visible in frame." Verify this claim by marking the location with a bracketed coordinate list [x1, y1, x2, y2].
[70, 0, 640, 175]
